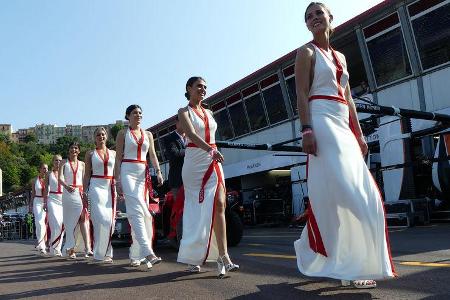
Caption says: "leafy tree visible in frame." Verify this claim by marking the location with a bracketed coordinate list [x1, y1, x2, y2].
[24, 133, 37, 143]
[0, 133, 10, 143]
[110, 124, 124, 141]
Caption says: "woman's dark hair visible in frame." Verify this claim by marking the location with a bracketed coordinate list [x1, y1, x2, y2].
[68, 141, 80, 150]
[184, 76, 205, 100]
[125, 104, 142, 120]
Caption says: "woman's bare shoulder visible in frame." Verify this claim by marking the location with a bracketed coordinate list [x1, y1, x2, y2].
[178, 106, 189, 114]
[297, 43, 314, 57]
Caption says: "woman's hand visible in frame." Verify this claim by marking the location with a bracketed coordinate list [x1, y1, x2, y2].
[115, 182, 124, 200]
[357, 135, 368, 156]
[66, 185, 75, 193]
[211, 149, 224, 163]
[302, 131, 317, 156]
[156, 172, 164, 187]
[81, 192, 89, 207]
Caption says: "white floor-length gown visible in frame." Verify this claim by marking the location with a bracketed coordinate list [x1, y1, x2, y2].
[61, 160, 85, 253]
[121, 128, 155, 259]
[47, 172, 64, 254]
[89, 149, 116, 261]
[294, 42, 396, 280]
[177, 105, 223, 265]
[32, 177, 47, 251]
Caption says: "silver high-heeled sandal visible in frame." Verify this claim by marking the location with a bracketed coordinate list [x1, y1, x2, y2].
[217, 254, 239, 278]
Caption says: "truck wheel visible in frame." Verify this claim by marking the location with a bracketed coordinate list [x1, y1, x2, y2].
[226, 210, 243, 247]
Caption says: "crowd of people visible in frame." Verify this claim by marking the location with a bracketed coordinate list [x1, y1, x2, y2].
[24, 2, 396, 287]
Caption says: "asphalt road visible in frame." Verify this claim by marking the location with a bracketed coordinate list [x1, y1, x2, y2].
[1, 224, 450, 299]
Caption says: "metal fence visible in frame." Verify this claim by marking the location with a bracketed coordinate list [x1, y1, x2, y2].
[0, 219, 31, 241]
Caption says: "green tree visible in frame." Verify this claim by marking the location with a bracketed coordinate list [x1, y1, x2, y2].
[0, 133, 10, 143]
[24, 133, 37, 143]
[110, 124, 124, 141]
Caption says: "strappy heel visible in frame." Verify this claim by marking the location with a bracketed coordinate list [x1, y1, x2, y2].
[217, 254, 239, 278]
[341, 279, 377, 289]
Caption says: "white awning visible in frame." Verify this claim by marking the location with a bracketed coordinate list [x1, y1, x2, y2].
[223, 153, 306, 179]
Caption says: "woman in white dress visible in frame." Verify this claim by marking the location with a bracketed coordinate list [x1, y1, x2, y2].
[83, 127, 116, 263]
[31, 163, 49, 255]
[115, 104, 164, 269]
[294, 2, 396, 288]
[45, 155, 64, 257]
[177, 77, 239, 278]
[59, 142, 91, 259]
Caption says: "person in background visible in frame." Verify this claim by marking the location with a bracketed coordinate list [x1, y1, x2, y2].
[115, 104, 164, 269]
[31, 163, 48, 255]
[45, 155, 64, 257]
[83, 127, 116, 264]
[59, 142, 91, 259]
[163, 115, 186, 245]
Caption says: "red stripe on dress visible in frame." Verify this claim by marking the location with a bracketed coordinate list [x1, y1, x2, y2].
[189, 104, 210, 144]
[69, 161, 79, 186]
[52, 224, 65, 247]
[199, 162, 216, 203]
[312, 41, 345, 99]
[96, 149, 110, 177]
[129, 128, 144, 161]
[309, 95, 347, 104]
[305, 155, 328, 257]
[91, 175, 114, 179]
[202, 162, 225, 264]
[122, 159, 146, 164]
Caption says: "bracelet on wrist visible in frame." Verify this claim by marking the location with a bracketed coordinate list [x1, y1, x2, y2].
[208, 148, 216, 157]
[301, 125, 312, 132]
[302, 129, 313, 136]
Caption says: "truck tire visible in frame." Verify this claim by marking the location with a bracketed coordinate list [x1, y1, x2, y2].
[226, 210, 243, 247]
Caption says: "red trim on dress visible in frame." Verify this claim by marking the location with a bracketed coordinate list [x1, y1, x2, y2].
[203, 163, 225, 264]
[188, 104, 224, 263]
[52, 224, 65, 248]
[189, 104, 210, 144]
[312, 41, 345, 99]
[309, 95, 347, 104]
[305, 155, 328, 257]
[96, 148, 110, 176]
[129, 128, 144, 161]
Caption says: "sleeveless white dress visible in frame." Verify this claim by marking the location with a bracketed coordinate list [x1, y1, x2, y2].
[294, 43, 396, 280]
[89, 149, 116, 260]
[121, 128, 155, 259]
[177, 105, 224, 265]
[33, 177, 47, 251]
[61, 160, 85, 252]
[47, 171, 64, 254]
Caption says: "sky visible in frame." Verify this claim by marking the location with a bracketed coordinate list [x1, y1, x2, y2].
[0, 0, 384, 131]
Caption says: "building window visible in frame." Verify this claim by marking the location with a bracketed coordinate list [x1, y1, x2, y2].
[364, 13, 412, 86]
[212, 101, 234, 140]
[226, 93, 250, 137]
[260, 74, 288, 124]
[283, 65, 297, 115]
[242, 84, 268, 131]
[408, 0, 450, 70]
